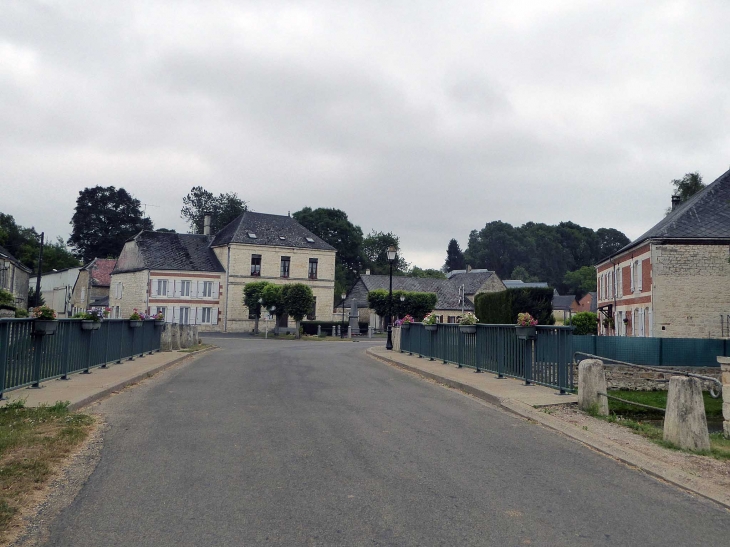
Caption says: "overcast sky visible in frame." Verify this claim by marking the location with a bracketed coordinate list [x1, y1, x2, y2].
[2, 1, 729, 269]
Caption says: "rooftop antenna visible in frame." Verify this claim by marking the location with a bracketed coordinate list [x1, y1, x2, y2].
[141, 203, 159, 219]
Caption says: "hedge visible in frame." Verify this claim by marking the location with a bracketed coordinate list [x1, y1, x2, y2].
[301, 321, 370, 335]
[474, 288, 555, 325]
[565, 312, 597, 335]
[367, 289, 437, 322]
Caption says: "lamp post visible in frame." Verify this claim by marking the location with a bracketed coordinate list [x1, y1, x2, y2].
[399, 294, 405, 321]
[386, 245, 397, 350]
[340, 292, 346, 339]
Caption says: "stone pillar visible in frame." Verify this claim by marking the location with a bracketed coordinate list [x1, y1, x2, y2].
[331, 326, 336, 337]
[192, 326, 200, 345]
[170, 324, 181, 350]
[578, 359, 608, 415]
[717, 357, 730, 438]
[317, 325, 321, 337]
[160, 324, 172, 352]
[663, 376, 711, 450]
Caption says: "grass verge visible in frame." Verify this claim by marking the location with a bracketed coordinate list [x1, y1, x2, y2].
[606, 389, 722, 419]
[0, 399, 94, 536]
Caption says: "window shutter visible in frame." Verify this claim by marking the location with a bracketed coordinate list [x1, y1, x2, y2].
[172, 306, 180, 323]
[211, 282, 219, 299]
[164, 307, 172, 323]
[211, 307, 218, 325]
[150, 306, 157, 316]
[190, 281, 197, 298]
[150, 281, 158, 297]
[198, 281, 205, 298]
[173, 280, 181, 298]
[166, 280, 173, 297]
[617, 267, 622, 297]
[637, 260, 643, 292]
[630, 263, 635, 293]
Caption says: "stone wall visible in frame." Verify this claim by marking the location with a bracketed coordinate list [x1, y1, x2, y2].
[572, 362, 721, 391]
[109, 271, 148, 319]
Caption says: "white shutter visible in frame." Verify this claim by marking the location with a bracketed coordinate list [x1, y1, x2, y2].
[150, 280, 158, 297]
[165, 307, 173, 323]
[211, 306, 218, 325]
[648, 308, 653, 337]
[637, 260, 643, 292]
[617, 267, 622, 297]
[190, 281, 198, 298]
[166, 280, 173, 297]
[173, 280, 181, 298]
[150, 306, 157, 316]
[173, 306, 180, 323]
[197, 281, 204, 298]
[211, 282, 219, 299]
[630, 262, 635, 293]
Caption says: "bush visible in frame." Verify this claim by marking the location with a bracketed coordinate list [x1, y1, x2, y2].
[14, 308, 28, 318]
[0, 289, 14, 310]
[301, 321, 369, 335]
[566, 312, 598, 335]
[367, 289, 437, 322]
[474, 288, 555, 325]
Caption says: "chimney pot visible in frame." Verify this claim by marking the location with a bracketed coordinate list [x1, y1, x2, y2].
[203, 212, 212, 235]
[671, 195, 681, 211]
[365, 269, 371, 275]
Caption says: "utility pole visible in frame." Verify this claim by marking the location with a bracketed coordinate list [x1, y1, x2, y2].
[34, 232, 44, 307]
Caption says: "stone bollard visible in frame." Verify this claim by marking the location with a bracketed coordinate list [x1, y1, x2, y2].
[182, 325, 194, 348]
[368, 326, 373, 339]
[170, 324, 181, 350]
[160, 324, 172, 351]
[317, 325, 321, 337]
[348, 326, 352, 339]
[664, 376, 710, 451]
[719, 357, 730, 438]
[578, 359, 608, 416]
[331, 326, 336, 337]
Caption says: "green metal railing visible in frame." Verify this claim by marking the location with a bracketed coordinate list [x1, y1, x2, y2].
[573, 335, 729, 368]
[0, 319, 163, 398]
[400, 323, 574, 392]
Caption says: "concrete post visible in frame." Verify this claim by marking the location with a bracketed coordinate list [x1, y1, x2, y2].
[663, 376, 710, 451]
[170, 324, 181, 351]
[160, 324, 172, 352]
[368, 326, 373, 339]
[331, 326, 336, 337]
[719, 357, 730, 438]
[578, 359, 608, 415]
[317, 325, 321, 337]
[348, 326, 352, 339]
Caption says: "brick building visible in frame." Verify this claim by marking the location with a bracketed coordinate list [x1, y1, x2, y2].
[110, 212, 336, 332]
[596, 168, 730, 338]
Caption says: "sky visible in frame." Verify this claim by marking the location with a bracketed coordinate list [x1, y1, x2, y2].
[2, 0, 730, 270]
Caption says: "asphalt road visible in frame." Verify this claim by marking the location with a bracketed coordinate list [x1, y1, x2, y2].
[41, 338, 730, 546]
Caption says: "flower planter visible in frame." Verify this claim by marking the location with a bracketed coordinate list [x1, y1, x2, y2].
[33, 320, 58, 336]
[129, 320, 143, 328]
[515, 326, 536, 340]
[459, 325, 476, 334]
[155, 320, 165, 327]
[424, 324, 438, 332]
[81, 320, 101, 331]
[400, 323, 411, 330]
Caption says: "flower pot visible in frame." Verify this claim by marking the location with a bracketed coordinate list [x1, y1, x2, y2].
[129, 320, 143, 328]
[33, 320, 58, 335]
[155, 320, 165, 327]
[81, 320, 101, 331]
[401, 323, 411, 330]
[424, 324, 438, 332]
[515, 326, 536, 340]
[459, 325, 476, 334]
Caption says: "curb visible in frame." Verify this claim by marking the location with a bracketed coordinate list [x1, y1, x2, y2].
[68, 347, 218, 411]
[366, 347, 730, 510]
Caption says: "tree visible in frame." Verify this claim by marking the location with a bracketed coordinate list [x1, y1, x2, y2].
[563, 266, 597, 299]
[565, 312, 598, 335]
[510, 266, 537, 282]
[0, 214, 80, 272]
[155, 228, 176, 233]
[596, 228, 630, 259]
[672, 172, 705, 202]
[292, 207, 364, 296]
[42, 237, 82, 271]
[243, 281, 270, 334]
[181, 186, 247, 234]
[408, 266, 446, 279]
[443, 238, 466, 272]
[27, 287, 45, 307]
[282, 283, 314, 339]
[68, 186, 153, 263]
[362, 231, 408, 275]
[368, 289, 437, 322]
[260, 283, 284, 334]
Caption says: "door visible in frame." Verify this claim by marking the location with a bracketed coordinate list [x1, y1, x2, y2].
[278, 313, 288, 328]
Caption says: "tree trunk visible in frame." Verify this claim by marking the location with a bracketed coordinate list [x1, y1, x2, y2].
[295, 319, 301, 339]
[254, 315, 259, 335]
[274, 315, 280, 336]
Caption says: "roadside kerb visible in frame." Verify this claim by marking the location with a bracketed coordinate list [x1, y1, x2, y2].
[367, 346, 730, 510]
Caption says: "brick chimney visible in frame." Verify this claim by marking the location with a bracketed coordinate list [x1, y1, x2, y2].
[671, 195, 681, 212]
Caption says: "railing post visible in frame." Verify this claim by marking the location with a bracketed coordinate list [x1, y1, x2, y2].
[429, 330, 434, 361]
[457, 329, 463, 368]
[82, 330, 93, 373]
[524, 339, 533, 386]
[0, 322, 9, 398]
[128, 325, 136, 361]
[497, 329, 505, 378]
[117, 322, 124, 363]
[474, 329, 482, 373]
[101, 322, 111, 368]
[60, 323, 72, 380]
[31, 333, 43, 388]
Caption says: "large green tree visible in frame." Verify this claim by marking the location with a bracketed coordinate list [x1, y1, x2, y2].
[260, 283, 284, 334]
[243, 281, 270, 334]
[408, 266, 446, 279]
[68, 186, 153, 263]
[672, 172, 705, 202]
[282, 283, 314, 339]
[0, 213, 80, 272]
[181, 186, 247, 234]
[563, 266, 597, 299]
[443, 238, 466, 272]
[361, 231, 408, 275]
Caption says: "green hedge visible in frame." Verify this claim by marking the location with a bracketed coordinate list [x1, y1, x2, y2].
[474, 288, 555, 325]
[301, 320, 370, 335]
[367, 289, 437, 322]
[565, 312, 597, 335]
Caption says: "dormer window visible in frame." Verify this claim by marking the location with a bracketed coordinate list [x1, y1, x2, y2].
[305, 237, 315, 243]
[248, 233, 257, 239]
[279, 236, 286, 240]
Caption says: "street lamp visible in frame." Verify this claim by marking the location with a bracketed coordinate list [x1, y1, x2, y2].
[399, 294, 405, 321]
[341, 292, 346, 339]
[386, 245, 397, 350]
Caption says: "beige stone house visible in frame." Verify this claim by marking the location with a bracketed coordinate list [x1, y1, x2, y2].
[70, 258, 116, 315]
[0, 244, 30, 309]
[110, 212, 336, 332]
[596, 168, 730, 338]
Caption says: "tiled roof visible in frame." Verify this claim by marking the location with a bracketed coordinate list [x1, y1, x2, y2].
[83, 258, 117, 287]
[211, 211, 336, 251]
[114, 232, 225, 273]
[611, 168, 730, 258]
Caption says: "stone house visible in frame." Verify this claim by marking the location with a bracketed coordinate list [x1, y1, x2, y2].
[0, 244, 31, 310]
[596, 168, 730, 338]
[70, 258, 116, 315]
[343, 269, 505, 328]
[38, 266, 82, 318]
[110, 212, 336, 332]
[552, 294, 577, 323]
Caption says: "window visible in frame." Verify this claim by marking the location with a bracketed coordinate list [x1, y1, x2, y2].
[180, 280, 191, 297]
[114, 306, 120, 319]
[202, 281, 212, 298]
[280, 256, 290, 278]
[156, 280, 168, 296]
[251, 255, 261, 276]
[448, 316, 457, 323]
[307, 297, 317, 320]
[201, 307, 211, 324]
[308, 258, 318, 280]
[80, 287, 86, 303]
[180, 307, 190, 325]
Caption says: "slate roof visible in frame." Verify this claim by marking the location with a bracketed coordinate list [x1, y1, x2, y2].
[503, 280, 550, 289]
[0, 244, 32, 273]
[114, 232, 225, 273]
[211, 211, 336, 252]
[552, 294, 577, 311]
[82, 258, 117, 287]
[609, 168, 730, 259]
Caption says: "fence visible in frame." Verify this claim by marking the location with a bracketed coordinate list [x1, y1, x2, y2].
[399, 323, 574, 392]
[573, 335, 730, 368]
[0, 319, 163, 398]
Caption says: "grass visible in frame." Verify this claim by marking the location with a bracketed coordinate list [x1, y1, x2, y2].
[0, 399, 94, 535]
[606, 389, 723, 419]
[179, 343, 216, 353]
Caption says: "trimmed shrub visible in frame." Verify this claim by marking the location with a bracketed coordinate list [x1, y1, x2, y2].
[565, 312, 598, 335]
[474, 288, 555, 325]
[301, 321, 370, 335]
[367, 289, 437, 322]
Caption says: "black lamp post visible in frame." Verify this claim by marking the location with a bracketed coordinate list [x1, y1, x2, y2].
[340, 292, 346, 338]
[385, 245, 397, 350]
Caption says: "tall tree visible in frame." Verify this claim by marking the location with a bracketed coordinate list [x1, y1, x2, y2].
[243, 281, 270, 334]
[563, 266, 597, 299]
[292, 207, 364, 295]
[596, 228, 630, 258]
[181, 186, 247, 234]
[408, 266, 446, 279]
[443, 238, 466, 272]
[672, 172, 705, 202]
[282, 283, 314, 339]
[260, 284, 284, 334]
[362, 231, 408, 275]
[0, 213, 80, 272]
[68, 186, 153, 263]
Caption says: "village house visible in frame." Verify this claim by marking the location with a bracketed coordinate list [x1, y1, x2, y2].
[38, 266, 82, 318]
[70, 258, 116, 315]
[0, 244, 31, 310]
[110, 212, 336, 332]
[596, 168, 730, 338]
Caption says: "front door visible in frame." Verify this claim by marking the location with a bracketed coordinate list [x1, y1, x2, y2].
[278, 313, 288, 329]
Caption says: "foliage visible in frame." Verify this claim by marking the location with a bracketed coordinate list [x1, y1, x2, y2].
[367, 289, 437, 322]
[458, 312, 477, 325]
[260, 284, 283, 317]
[361, 231, 409, 275]
[408, 266, 446, 279]
[0, 289, 14, 308]
[443, 238, 466, 272]
[27, 287, 44, 308]
[180, 186, 247, 234]
[563, 266, 597, 299]
[14, 308, 28, 318]
[463, 220, 629, 291]
[282, 283, 315, 339]
[671, 172, 705, 202]
[0, 214, 80, 272]
[68, 186, 153, 263]
[153, 311, 164, 321]
[129, 309, 147, 320]
[474, 288, 555, 325]
[293, 207, 364, 296]
[422, 312, 439, 325]
[32, 306, 56, 320]
[243, 281, 270, 319]
[509, 266, 538, 282]
[516, 312, 538, 327]
[565, 312, 597, 335]
[395, 314, 414, 326]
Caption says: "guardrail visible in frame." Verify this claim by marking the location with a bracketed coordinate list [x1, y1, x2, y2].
[0, 319, 163, 398]
[399, 323, 574, 392]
